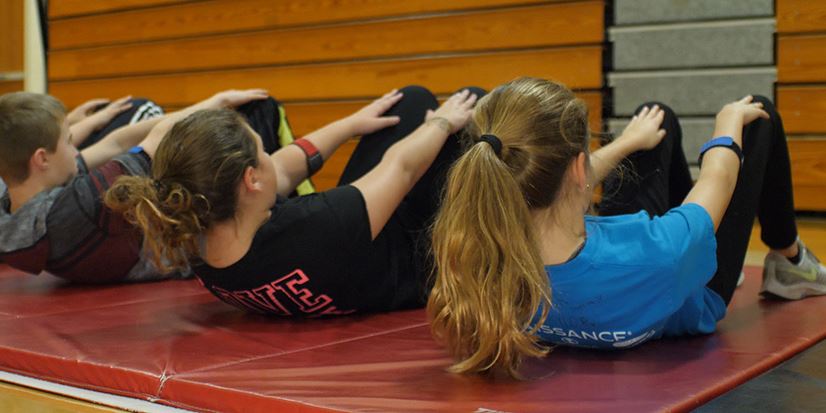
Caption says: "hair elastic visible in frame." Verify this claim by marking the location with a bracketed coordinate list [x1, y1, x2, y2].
[479, 134, 502, 157]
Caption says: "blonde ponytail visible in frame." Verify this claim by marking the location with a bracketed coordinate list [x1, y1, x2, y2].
[428, 142, 551, 378]
[428, 77, 591, 378]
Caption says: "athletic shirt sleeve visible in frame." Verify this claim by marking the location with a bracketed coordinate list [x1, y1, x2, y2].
[652, 203, 726, 335]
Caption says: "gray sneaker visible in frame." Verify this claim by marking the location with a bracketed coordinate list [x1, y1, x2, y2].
[761, 240, 826, 300]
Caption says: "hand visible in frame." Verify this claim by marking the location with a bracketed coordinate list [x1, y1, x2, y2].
[83, 95, 134, 131]
[206, 88, 269, 108]
[345, 89, 403, 136]
[425, 89, 478, 134]
[618, 105, 666, 152]
[66, 98, 111, 125]
[718, 95, 770, 126]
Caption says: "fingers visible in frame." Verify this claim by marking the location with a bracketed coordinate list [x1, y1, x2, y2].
[380, 89, 400, 99]
[653, 108, 665, 125]
[82, 98, 110, 109]
[377, 115, 401, 128]
[244, 89, 270, 100]
[739, 95, 753, 104]
[657, 129, 666, 139]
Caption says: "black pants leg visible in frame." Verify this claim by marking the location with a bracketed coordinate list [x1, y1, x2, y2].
[706, 96, 798, 304]
[338, 85, 486, 228]
[337, 85, 485, 309]
[78, 98, 164, 149]
[602, 98, 799, 305]
[601, 102, 692, 217]
[236, 97, 290, 155]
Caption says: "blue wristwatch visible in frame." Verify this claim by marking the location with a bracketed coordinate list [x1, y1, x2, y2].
[698, 136, 743, 166]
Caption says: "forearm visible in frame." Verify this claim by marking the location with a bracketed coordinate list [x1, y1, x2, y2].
[80, 117, 163, 169]
[682, 113, 744, 229]
[302, 118, 355, 160]
[138, 99, 226, 158]
[382, 119, 450, 186]
[68, 117, 99, 147]
[589, 137, 637, 184]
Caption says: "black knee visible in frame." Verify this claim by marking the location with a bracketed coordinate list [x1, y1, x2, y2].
[391, 85, 439, 115]
[398, 85, 437, 103]
[127, 98, 164, 118]
[634, 101, 676, 118]
[454, 86, 487, 100]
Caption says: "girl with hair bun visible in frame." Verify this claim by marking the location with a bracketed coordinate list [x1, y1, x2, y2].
[106, 86, 480, 317]
[429, 77, 826, 378]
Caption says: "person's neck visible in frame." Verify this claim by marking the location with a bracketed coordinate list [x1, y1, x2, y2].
[531, 200, 587, 266]
[202, 201, 272, 269]
[6, 179, 50, 213]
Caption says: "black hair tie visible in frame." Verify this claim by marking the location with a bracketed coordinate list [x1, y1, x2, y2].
[479, 134, 503, 157]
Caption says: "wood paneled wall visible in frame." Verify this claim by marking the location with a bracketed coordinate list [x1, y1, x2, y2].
[777, 0, 826, 211]
[0, 0, 24, 94]
[47, 0, 605, 190]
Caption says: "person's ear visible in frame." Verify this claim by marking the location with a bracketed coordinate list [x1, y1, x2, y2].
[241, 165, 262, 193]
[30, 148, 50, 173]
[573, 152, 588, 190]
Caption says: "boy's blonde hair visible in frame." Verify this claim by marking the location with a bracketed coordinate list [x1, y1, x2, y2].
[0, 92, 66, 183]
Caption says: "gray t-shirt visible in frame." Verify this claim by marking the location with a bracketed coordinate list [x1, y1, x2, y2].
[0, 153, 172, 283]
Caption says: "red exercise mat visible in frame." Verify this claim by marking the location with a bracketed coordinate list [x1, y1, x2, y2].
[0, 265, 824, 412]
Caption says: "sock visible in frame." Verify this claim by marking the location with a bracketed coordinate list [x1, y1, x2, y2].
[788, 249, 802, 265]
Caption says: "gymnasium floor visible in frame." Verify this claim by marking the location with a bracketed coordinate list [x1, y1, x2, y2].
[701, 219, 826, 411]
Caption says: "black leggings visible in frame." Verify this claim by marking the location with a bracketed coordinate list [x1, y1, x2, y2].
[338, 85, 486, 226]
[337, 85, 485, 307]
[600, 97, 798, 305]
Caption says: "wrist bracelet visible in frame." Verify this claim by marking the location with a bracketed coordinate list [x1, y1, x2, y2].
[292, 139, 324, 176]
[698, 136, 743, 167]
[426, 116, 452, 133]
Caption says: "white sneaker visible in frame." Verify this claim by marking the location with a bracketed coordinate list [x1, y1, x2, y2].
[736, 271, 745, 288]
[761, 240, 826, 300]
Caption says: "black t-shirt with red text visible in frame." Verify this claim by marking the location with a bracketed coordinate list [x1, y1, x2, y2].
[193, 185, 427, 317]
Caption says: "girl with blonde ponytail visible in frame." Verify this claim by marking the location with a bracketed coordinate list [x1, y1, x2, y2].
[431, 77, 821, 378]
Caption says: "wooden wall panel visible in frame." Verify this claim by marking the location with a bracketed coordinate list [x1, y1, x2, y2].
[48, 0, 606, 200]
[789, 139, 826, 211]
[50, 47, 603, 108]
[49, 0, 191, 19]
[0, 81, 24, 95]
[778, 35, 826, 83]
[49, 0, 568, 49]
[777, 0, 826, 34]
[777, 0, 826, 210]
[49, 2, 603, 80]
[0, 0, 24, 72]
[777, 86, 826, 134]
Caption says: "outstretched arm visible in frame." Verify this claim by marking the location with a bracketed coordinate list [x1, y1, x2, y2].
[131, 89, 270, 159]
[269, 90, 404, 197]
[589, 105, 666, 185]
[352, 90, 477, 239]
